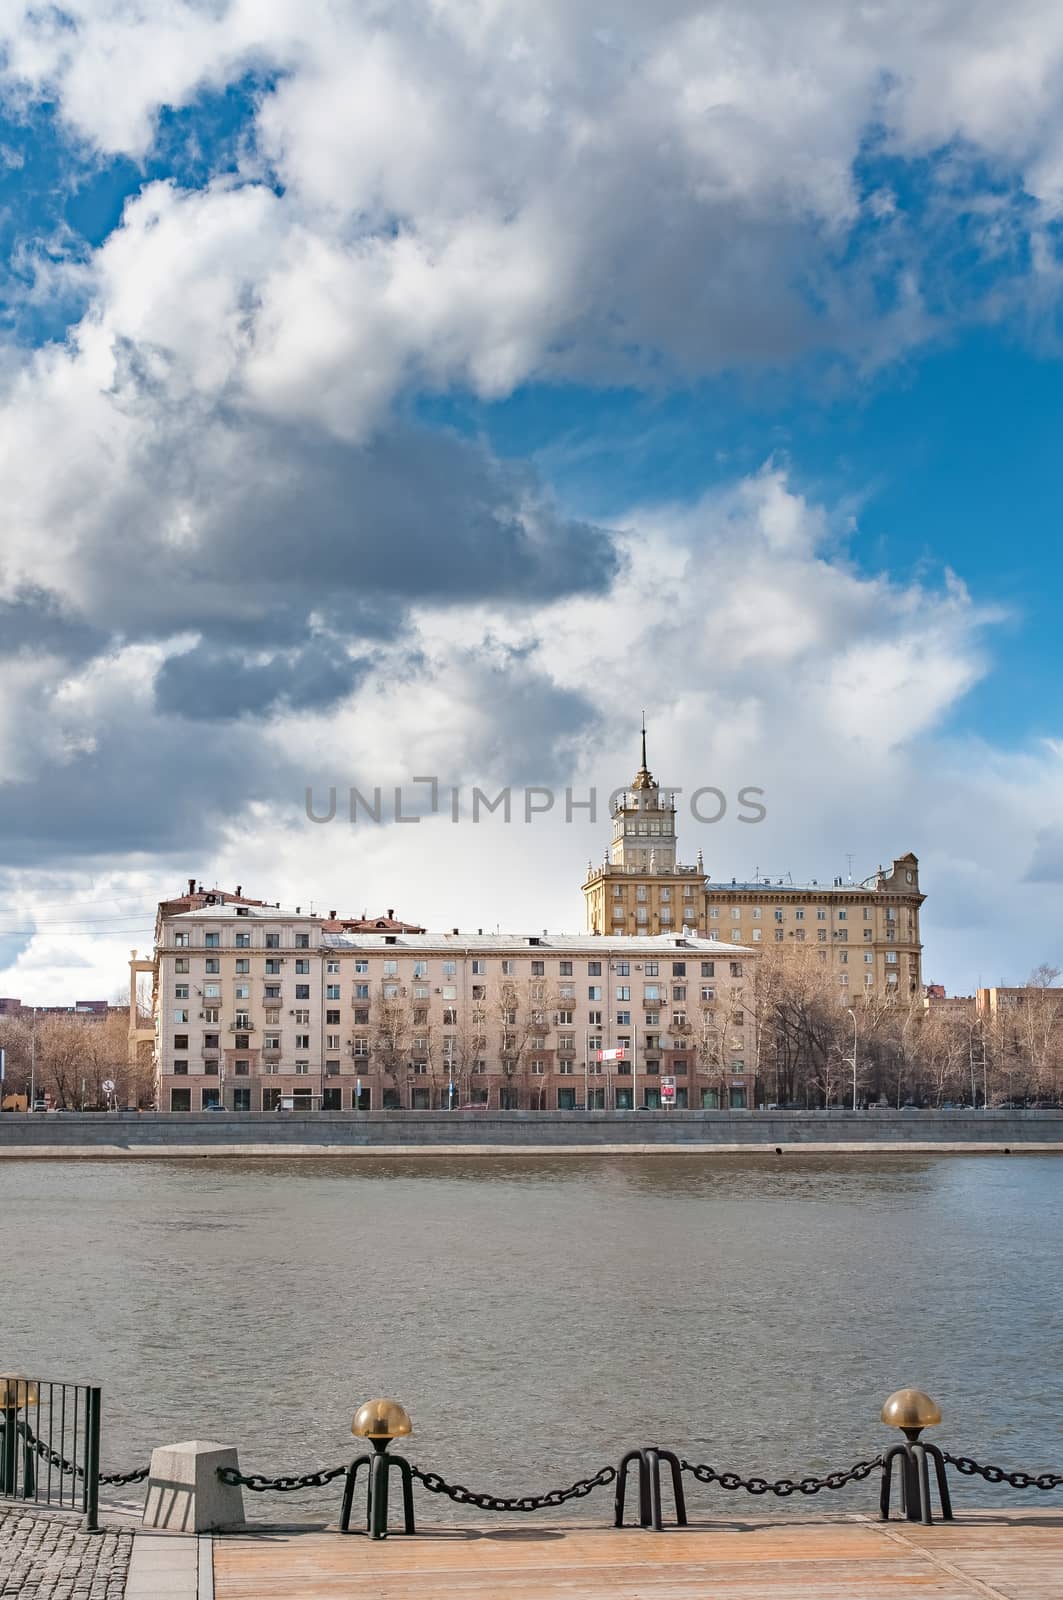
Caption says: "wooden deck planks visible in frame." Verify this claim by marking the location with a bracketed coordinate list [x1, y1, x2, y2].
[212, 1512, 1063, 1600]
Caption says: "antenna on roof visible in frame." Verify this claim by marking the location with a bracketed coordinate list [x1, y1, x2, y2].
[846, 852, 854, 885]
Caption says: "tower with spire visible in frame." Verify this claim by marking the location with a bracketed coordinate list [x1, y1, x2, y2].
[608, 717, 678, 870]
[582, 722, 708, 936]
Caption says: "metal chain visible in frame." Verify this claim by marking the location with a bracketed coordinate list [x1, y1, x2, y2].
[217, 1464, 350, 1493]
[942, 1453, 1063, 1492]
[409, 1463, 617, 1513]
[681, 1456, 883, 1496]
[11, 1420, 149, 1486]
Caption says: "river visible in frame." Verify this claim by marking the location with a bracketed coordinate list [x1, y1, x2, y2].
[2, 1153, 1060, 1517]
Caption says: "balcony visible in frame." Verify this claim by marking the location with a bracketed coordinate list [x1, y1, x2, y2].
[228, 1021, 255, 1033]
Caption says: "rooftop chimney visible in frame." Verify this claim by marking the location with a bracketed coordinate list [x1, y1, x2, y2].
[387, 909, 394, 919]
[329, 909, 336, 919]
[235, 885, 242, 898]
[187, 877, 196, 895]
[452, 927, 459, 935]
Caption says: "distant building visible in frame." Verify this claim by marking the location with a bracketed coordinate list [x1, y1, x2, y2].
[583, 727, 925, 1001]
[149, 894, 755, 1112]
[0, 998, 118, 1019]
[923, 988, 976, 1022]
[976, 986, 1063, 1021]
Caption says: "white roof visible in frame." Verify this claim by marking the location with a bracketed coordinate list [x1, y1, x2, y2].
[320, 932, 753, 954]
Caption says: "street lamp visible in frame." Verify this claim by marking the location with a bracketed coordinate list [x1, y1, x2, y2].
[846, 1007, 858, 1111]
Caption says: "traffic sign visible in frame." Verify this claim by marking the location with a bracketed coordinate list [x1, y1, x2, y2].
[661, 1081, 677, 1103]
[102, 1078, 115, 1094]
[596, 1047, 625, 1061]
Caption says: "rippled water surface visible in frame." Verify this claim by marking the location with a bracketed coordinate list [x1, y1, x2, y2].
[2, 1154, 1060, 1515]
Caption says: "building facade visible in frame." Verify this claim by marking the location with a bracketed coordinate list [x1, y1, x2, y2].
[152, 898, 756, 1112]
[583, 737, 925, 1002]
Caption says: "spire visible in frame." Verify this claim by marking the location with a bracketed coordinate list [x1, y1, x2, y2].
[632, 714, 656, 790]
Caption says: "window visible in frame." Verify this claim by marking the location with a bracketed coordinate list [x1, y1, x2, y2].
[501, 960, 514, 975]
[673, 985, 686, 1001]
[644, 962, 658, 977]
[442, 961, 456, 977]
[353, 1038, 369, 1056]
[636, 885, 647, 901]
[355, 960, 368, 974]
[170, 1088, 191, 1111]
[264, 984, 280, 1000]
[644, 984, 660, 1000]
[235, 1034, 249, 1049]
[173, 1034, 188, 1050]
[864, 907, 873, 920]
[752, 908, 762, 920]
[326, 984, 340, 1000]
[588, 1010, 602, 1026]
[265, 933, 280, 949]
[885, 950, 897, 964]
[354, 1008, 369, 1024]
[751, 929, 762, 942]
[235, 959, 249, 974]
[531, 960, 545, 976]
[645, 1010, 660, 1026]
[817, 908, 826, 920]
[295, 959, 309, 974]
[635, 907, 648, 924]
[174, 932, 189, 948]
[202, 1060, 219, 1077]
[355, 982, 369, 1000]
[731, 907, 741, 921]
[672, 1012, 686, 1027]
[175, 984, 189, 1000]
[175, 957, 189, 973]
[383, 983, 399, 999]
[795, 909, 805, 921]
[840, 952, 848, 964]
[326, 1008, 340, 1025]
[838, 910, 847, 921]
[616, 985, 630, 1001]
[203, 1032, 219, 1049]
[864, 952, 874, 964]
[615, 960, 629, 976]
[708, 907, 719, 919]
[295, 1034, 310, 1049]
[729, 962, 743, 977]
[588, 961, 602, 976]
[296, 933, 310, 948]
[414, 961, 428, 977]
[442, 984, 457, 1000]
[235, 983, 250, 1000]
[295, 1061, 310, 1075]
[235, 932, 250, 948]
[530, 1059, 546, 1074]
[556, 1009, 574, 1025]
[701, 986, 715, 1003]
[296, 984, 310, 1000]
[204, 931, 219, 947]
[559, 960, 573, 976]
[673, 1059, 688, 1076]
[617, 1010, 631, 1025]
[204, 958, 219, 975]
[383, 960, 397, 975]
[588, 1036, 602, 1052]
[292, 1009, 308, 1025]
[265, 958, 280, 975]
[203, 1008, 219, 1024]
[672, 962, 686, 976]
[414, 984, 429, 999]
[472, 959, 486, 975]
[588, 986, 602, 1001]
[818, 929, 827, 942]
[443, 1007, 457, 1026]
[172, 1060, 188, 1076]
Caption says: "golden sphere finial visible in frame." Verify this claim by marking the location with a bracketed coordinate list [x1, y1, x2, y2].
[880, 1388, 942, 1436]
[352, 1398, 413, 1441]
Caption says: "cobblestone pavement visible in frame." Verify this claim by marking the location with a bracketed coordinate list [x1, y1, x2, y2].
[0, 1508, 132, 1599]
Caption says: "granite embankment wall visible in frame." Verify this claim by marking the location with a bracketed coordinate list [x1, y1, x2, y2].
[0, 1109, 1060, 1156]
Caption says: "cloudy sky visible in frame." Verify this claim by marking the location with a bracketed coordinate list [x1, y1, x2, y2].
[1, 0, 1062, 1001]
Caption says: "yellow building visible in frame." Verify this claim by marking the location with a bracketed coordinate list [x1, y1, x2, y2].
[583, 732, 924, 1002]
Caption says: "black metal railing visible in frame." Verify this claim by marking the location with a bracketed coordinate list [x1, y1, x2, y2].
[0, 1377, 101, 1530]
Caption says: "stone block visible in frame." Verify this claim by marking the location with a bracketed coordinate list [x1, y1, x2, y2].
[142, 1440, 245, 1533]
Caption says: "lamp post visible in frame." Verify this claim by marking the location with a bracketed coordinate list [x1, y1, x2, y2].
[846, 1007, 858, 1111]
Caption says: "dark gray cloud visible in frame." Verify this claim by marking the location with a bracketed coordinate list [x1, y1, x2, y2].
[0, 585, 105, 662]
[153, 638, 371, 721]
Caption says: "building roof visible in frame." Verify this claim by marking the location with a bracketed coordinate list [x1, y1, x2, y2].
[319, 931, 753, 954]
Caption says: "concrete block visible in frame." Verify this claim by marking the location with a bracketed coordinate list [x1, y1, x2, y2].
[142, 1440, 246, 1533]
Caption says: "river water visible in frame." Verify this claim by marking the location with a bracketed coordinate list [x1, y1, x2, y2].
[1, 1153, 1060, 1517]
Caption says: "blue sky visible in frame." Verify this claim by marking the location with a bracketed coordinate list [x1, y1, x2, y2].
[0, 0, 1062, 1000]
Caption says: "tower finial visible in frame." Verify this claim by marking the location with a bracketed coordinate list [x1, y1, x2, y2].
[640, 711, 647, 772]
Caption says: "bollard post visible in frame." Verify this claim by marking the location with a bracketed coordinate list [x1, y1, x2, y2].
[615, 1446, 687, 1531]
[879, 1389, 953, 1525]
[339, 1399, 415, 1539]
[142, 1441, 246, 1532]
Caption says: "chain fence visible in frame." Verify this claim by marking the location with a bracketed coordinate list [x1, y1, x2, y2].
[410, 1463, 616, 1512]
[942, 1453, 1063, 1493]
[680, 1455, 883, 1496]
[13, 1420, 150, 1487]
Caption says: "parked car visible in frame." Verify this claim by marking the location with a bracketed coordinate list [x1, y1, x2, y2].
[203, 1102, 228, 1112]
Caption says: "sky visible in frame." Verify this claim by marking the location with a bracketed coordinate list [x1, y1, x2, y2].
[0, 0, 1062, 1002]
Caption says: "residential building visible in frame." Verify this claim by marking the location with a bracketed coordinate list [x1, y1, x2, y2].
[583, 732, 925, 1001]
[150, 896, 756, 1111]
